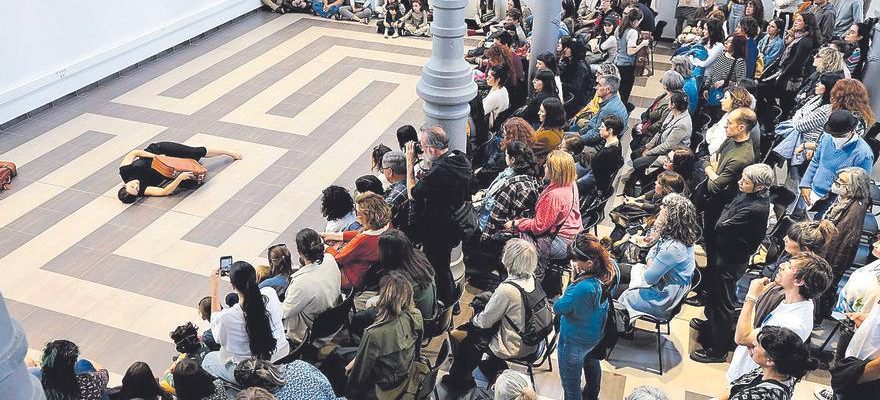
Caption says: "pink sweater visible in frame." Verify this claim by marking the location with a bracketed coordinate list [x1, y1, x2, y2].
[516, 183, 582, 240]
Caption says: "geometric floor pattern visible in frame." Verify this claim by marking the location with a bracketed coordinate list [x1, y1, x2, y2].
[0, 13, 831, 399]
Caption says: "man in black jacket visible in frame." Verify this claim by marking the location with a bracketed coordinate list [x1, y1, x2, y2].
[692, 163, 772, 363]
[405, 125, 472, 305]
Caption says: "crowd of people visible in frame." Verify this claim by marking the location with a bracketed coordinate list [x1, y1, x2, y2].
[24, 0, 880, 399]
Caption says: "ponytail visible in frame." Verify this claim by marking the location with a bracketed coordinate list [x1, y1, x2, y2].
[230, 262, 277, 360]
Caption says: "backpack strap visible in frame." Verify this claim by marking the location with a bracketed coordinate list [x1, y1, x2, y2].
[503, 281, 531, 337]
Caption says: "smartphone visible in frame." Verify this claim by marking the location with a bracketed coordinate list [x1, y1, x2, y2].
[219, 256, 233, 276]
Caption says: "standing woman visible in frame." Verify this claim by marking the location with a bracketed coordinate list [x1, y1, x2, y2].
[702, 35, 747, 120]
[757, 18, 785, 69]
[674, 0, 702, 36]
[554, 233, 618, 400]
[203, 261, 289, 382]
[816, 167, 871, 320]
[691, 19, 727, 82]
[346, 272, 423, 400]
[558, 37, 593, 115]
[760, 13, 820, 116]
[615, 8, 648, 104]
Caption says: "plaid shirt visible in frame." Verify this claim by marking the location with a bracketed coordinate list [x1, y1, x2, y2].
[385, 179, 408, 227]
[483, 174, 541, 239]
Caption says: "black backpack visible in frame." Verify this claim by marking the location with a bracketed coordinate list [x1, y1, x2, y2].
[504, 281, 553, 346]
[591, 298, 631, 360]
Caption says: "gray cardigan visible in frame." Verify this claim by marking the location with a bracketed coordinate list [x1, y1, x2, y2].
[473, 275, 539, 359]
[645, 112, 692, 157]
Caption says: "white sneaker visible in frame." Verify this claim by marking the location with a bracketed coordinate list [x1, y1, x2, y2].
[392, 31, 399, 38]
[383, 31, 389, 38]
[814, 387, 833, 400]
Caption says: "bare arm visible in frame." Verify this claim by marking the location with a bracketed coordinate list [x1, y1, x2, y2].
[143, 172, 193, 197]
[119, 150, 155, 167]
[859, 357, 880, 384]
[735, 278, 772, 345]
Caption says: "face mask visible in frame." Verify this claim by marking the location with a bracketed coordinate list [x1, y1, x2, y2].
[831, 183, 846, 195]
[832, 134, 851, 149]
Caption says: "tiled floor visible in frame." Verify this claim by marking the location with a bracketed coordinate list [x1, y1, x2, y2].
[1, 13, 834, 399]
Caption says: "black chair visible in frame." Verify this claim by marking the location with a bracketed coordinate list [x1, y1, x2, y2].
[274, 289, 356, 365]
[582, 193, 613, 235]
[507, 316, 561, 388]
[690, 112, 712, 154]
[422, 301, 454, 347]
[414, 337, 451, 399]
[647, 20, 668, 77]
[609, 268, 701, 375]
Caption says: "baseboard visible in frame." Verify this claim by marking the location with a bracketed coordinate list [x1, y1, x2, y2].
[0, 0, 261, 128]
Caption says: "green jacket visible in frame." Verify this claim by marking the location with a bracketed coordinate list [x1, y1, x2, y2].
[348, 309, 423, 400]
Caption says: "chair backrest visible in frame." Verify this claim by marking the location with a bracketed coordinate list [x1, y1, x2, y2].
[652, 20, 668, 42]
[667, 268, 702, 321]
[422, 301, 454, 341]
[414, 338, 450, 399]
[582, 195, 611, 231]
[309, 291, 355, 342]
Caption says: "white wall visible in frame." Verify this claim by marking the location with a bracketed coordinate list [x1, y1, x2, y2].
[0, 0, 260, 125]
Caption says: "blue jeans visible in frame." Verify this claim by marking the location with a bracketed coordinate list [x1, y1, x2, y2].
[558, 336, 601, 400]
[202, 351, 237, 383]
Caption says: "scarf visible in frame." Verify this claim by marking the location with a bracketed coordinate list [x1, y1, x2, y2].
[780, 29, 805, 64]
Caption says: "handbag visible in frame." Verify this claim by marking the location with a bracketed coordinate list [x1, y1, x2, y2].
[151, 155, 207, 183]
[754, 52, 765, 78]
[452, 202, 478, 242]
[234, 357, 286, 391]
[0, 161, 17, 190]
[706, 58, 740, 107]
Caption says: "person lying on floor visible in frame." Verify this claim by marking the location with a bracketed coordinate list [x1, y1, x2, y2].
[117, 141, 241, 203]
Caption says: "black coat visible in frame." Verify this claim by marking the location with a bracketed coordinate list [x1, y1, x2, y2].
[411, 150, 473, 246]
[714, 192, 770, 265]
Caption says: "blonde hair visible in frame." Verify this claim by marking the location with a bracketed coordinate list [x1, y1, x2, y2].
[254, 265, 272, 283]
[375, 271, 415, 323]
[355, 192, 391, 230]
[815, 47, 845, 74]
[545, 150, 577, 185]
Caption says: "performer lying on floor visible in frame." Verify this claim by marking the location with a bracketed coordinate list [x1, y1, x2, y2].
[117, 142, 241, 203]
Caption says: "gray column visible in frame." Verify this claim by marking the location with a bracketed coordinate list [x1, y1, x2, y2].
[416, 0, 477, 152]
[0, 291, 45, 400]
[865, 23, 880, 121]
[527, 0, 563, 89]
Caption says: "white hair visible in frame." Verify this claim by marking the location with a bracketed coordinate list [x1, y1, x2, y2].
[502, 238, 538, 278]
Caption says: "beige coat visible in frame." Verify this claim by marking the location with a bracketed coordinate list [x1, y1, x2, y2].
[281, 253, 342, 343]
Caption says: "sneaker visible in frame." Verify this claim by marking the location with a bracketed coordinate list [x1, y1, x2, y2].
[814, 387, 833, 400]
[383, 32, 389, 38]
[689, 348, 727, 363]
[392, 31, 399, 38]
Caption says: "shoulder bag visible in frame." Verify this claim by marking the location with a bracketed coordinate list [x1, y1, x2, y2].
[706, 58, 740, 107]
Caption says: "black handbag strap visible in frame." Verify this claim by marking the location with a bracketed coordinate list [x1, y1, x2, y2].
[722, 57, 740, 87]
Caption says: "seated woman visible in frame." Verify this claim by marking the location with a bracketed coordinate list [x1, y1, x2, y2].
[770, 72, 843, 177]
[260, 244, 293, 301]
[351, 229, 438, 336]
[172, 358, 227, 400]
[117, 142, 241, 203]
[282, 228, 342, 345]
[355, 174, 385, 197]
[272, 360, 340, 400]
[321, 185, 360, 233]
[346, 271, 423, 400]
[836, 235, 880, 315]
[518, 69, 558, 127]
[321, 192, 391, 290]
[735, 220, 838, 303]
[473, 117, 535, 190]
[644, 146, 694, 193]
[721, 326, 818, 400]
[203, 261, 289, 382]
[483, 64, 511, 129]
[629, 70, 682, 152]
[617, 193, 698, 320]
[817, 167, 872, 320]
[615, 171, 687, 233]
[38, 340, 110, 400]
[112, 361, 173, 400]
[505, 151, 582, 290]
[442, 239, 543, 390]
[575, 113, 624, 199]
[531, 97, 567, 165]
[585, 16, 619, 71]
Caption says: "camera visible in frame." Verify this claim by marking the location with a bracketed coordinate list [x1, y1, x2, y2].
[412, 141, 423, 155]
[219, 256, 233, 276]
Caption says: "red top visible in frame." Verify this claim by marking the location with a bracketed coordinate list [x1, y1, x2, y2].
[516, 183, 582, 240]
[326, 230, 382, 290]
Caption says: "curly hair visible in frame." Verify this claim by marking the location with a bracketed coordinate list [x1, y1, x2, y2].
[320, 185, 355, 220]
[831, 79, 876, 126]
[658, 193, 699, 246]
[815, 47, 845, 74]
[501, 117, 535, 149]
[725, 86, 753, 110]
[355, 192, 391, 230]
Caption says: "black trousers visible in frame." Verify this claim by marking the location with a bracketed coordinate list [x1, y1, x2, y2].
[701, 261, 748, 353]
[423, 239, 456, 306]
[447, 327, 509, 384]
[617, 65, 636, 104]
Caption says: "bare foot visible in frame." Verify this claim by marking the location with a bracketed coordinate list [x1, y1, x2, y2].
[229, 151, 243, 160]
